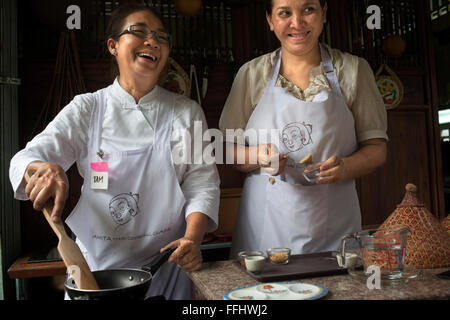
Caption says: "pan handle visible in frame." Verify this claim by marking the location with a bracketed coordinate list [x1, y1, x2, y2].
[142, 247, 176, 275]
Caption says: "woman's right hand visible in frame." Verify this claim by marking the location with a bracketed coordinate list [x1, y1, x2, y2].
[257, 144, 288, 176]
[24, 161, 69, 222]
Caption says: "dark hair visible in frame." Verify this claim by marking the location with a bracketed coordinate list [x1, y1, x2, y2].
[105, 3, 165, 78]
[265, 0, 326, 15]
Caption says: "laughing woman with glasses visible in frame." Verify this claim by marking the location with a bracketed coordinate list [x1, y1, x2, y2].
[9, 3, 220, 300]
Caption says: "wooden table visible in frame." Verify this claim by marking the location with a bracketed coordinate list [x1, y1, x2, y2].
[8, 255, 66, 300]
[8, 255, 66, 279]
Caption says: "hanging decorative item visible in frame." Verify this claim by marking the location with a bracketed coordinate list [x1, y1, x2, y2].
[30, 32, 87, 138]
[190, 65, 202, 105]
[202, 66, 209, 99]
[375, 64, 404, 110]
[159, 58, 191, 97]
[383, 35, 407, 58]
[374, 34, 406, 110]
[174, 0, 203, 17]
[378, 184, 450, 269]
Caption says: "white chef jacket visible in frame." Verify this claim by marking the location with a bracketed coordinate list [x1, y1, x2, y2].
[9, 78, 220, 232]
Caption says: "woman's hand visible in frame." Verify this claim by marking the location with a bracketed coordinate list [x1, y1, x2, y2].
[317, 139, 387, 184]
[24, 161, 69, 222]
[257, 144, 288, 176]
[161, 237, 203, 272]
[161, 211, 210, 272]
[316, 155, 347, 184]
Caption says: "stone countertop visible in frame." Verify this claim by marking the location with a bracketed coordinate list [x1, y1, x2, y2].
[187, 260, 450, 300]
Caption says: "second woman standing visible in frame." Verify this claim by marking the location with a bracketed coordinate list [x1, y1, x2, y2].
[220, 0, 388, 257]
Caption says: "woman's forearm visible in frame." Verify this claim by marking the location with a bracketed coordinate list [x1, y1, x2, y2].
[342, 139, 387, 180]
[184, 212, 210, 245]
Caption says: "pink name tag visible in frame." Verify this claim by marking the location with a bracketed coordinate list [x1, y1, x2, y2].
[90, 162, 108, 190]
[91, 162, 108, 172]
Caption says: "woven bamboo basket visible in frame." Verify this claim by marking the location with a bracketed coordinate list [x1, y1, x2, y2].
[441, 215, 450, 236]
[378, 184, 450, 269]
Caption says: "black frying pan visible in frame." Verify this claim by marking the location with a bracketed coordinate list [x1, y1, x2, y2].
[64, 248, 175, 300]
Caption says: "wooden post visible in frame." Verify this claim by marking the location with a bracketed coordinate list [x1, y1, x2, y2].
[0, 0, 21, 301]
[416, 0, 446, 218]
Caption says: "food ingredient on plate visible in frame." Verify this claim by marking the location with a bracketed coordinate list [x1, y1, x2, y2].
[269, 177, 276, 185]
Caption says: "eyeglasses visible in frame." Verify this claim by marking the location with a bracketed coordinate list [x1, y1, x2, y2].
[117, 24, 171, 46]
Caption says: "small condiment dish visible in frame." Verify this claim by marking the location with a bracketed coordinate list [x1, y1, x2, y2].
[238, 251, 265, 268]
[267, 248, 291, 265]
[244, 255, 266, 274]
[302, 162, 323, 183]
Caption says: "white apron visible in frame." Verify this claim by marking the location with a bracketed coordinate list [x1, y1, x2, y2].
[66, 87, 191, 299]
[230, 44, 362, 257]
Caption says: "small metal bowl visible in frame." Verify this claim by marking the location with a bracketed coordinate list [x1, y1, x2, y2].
[267, 248, 291, 265]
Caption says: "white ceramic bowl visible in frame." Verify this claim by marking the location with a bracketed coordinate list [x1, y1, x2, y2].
[244, 255, 266, 273]
[237, 250, 264, 268]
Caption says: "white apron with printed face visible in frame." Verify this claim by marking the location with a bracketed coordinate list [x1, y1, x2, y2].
[66, 88, 191, 299]
[230, 44, 362, 257]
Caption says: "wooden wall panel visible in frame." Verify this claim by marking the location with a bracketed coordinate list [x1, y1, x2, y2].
[214, 188, 241, 235]
[358, 110, 432, 226]
[397, 71, 426, 106]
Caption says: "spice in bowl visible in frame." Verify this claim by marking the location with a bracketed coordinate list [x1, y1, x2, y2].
[267, 248, 291, 265]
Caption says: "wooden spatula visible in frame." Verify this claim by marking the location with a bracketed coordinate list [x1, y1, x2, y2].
[25, 169, 99, 290]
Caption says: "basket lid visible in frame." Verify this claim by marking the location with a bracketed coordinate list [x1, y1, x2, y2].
[442, 215, 450, 235]
[397, 184, 425, 208]
[379, 184, 450, 269]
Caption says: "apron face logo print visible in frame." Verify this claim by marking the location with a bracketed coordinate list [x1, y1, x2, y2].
[281, 122, 313, 153]
[109, 193, 140, 227]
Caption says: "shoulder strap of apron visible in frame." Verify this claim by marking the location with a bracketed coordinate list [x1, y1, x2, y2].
[267, 49, 282, 88]
[319, 43, 344, 97]
[153, 88, 175, 148]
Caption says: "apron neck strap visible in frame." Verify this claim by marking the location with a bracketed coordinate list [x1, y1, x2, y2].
[268, 49, 282, 88]
[268, 44, 344, 98]
[319, 43, 344, 97]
